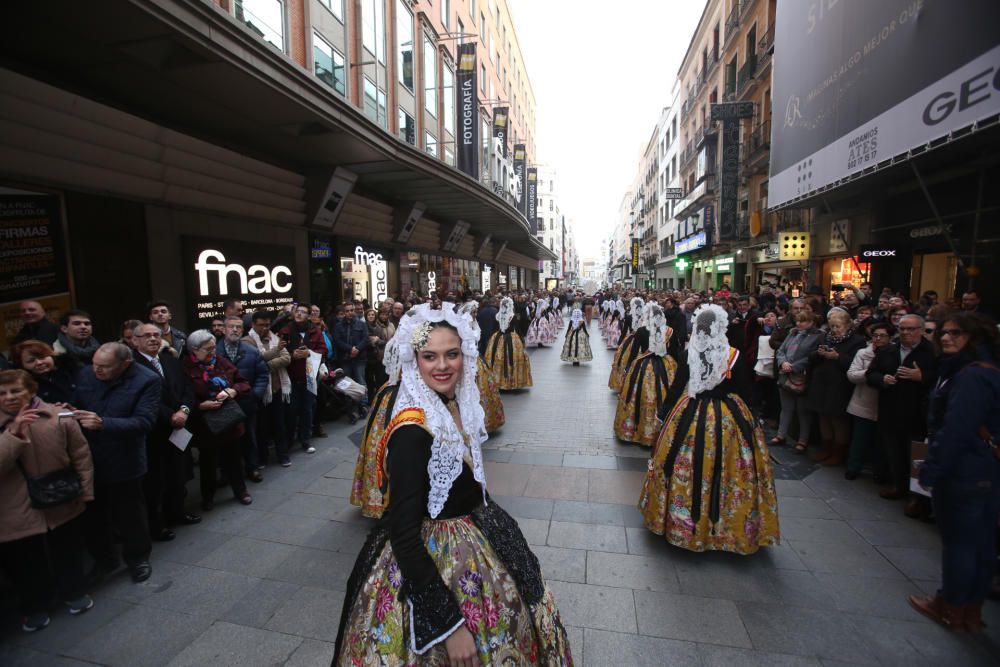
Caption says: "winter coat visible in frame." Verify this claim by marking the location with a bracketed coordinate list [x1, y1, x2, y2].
[218, 341, 269, 403]
[72, 363, 160, 484]
[0, 401, 95, 543]
[846, 344, 879, 421]
[775, 326, 824, 384]
[277, 322, 329, 383]
[242, 333, 291, 396]
[806, 332, 866, 416]
[180, 354, 251, 441]
[30, 355, 79, 405]
[866, 338, 938, 440]
[369, 320, 395, 364]
[333, 316, 371, 364]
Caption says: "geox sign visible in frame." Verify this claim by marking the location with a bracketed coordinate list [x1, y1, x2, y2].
[859, 244, 900, 259]
[456, 43, 479, 179]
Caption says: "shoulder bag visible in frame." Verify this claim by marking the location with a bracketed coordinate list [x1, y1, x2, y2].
[10, 420, 82, 509]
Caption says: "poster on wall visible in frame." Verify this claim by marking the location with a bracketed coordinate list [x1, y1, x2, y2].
[182, 236, 297, 325]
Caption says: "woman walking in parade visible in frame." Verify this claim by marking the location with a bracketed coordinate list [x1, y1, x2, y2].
[614, 305, 677, 447]
[332, 303, 573, 666]
[460, 302, 506, 433]
[525, 298, 550, 348]
[606, 299, 625, 349]
[560, 307, 592, 366]
[608, 299, 649, 393]
[639, 304, 779, 554]
[484, 296, 533, 390]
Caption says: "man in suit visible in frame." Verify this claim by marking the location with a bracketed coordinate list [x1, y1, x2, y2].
[131, 323, 200, 540]
[333, 302, 371, 424]
[866, 314, 939, 500]
[727, 296, 762, 373]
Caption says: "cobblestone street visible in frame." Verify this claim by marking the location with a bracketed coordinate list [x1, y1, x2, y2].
[2, 321, 998, 665]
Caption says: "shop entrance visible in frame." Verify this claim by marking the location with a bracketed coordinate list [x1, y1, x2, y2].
[912, 252, 958, 302]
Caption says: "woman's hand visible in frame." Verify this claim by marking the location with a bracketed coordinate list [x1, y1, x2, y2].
[216, 388, 236, 402]
[200, 399, 222, 411]
[780, 362, 793, 374]
[10, 405, 40, 437]
[444, 626, 480, 667]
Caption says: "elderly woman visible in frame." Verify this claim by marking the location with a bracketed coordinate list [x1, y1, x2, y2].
[0, 369, 95, 632]
[845, 321, 894, 480]
[805, 308, 866, 465]
[13, 340, 78, 405]
[181, 330, 252, 511]
[774, 311, 824, 453]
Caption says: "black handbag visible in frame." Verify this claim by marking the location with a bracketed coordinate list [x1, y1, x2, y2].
[17, 461, 82, 509]
[201, 399, 246, 435]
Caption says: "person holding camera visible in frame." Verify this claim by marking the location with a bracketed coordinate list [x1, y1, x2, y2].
[0, 369, 95, 633]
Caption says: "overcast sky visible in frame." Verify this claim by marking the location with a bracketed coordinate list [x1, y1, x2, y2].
[508, 0, 705, 259]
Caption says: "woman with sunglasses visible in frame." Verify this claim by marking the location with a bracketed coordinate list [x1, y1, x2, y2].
[910, 312, 1000, 633]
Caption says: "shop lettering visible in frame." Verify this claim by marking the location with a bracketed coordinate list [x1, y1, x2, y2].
[194, 249, 292, 296]
[922, 66, 1000, 126]
[862, 249, 897, 257]
[462, 79, 475, 146]
[427, 270, 437, 293]
[372, 259, 388, 304]
[482, 265, 492, 292]
[354, 245, 383, 266]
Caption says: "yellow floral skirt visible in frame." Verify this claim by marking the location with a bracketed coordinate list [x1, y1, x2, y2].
[350, 382, 399, 518]
[614, 353, 676, 447]
[607, 333, 639, 393]
[485, 331, 533, 390]
[477, 356, 506, 433]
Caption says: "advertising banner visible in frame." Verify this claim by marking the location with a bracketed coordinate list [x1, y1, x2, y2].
[770, 0, 1000, 207]
[711, 102, 754, 242]
[513, 143, 527, 215]
[456, 42, 479, 179]
[0, 194, 70, 305]
[492, 106, 509, 158]
[526, 167, 538, 234]
[630, 238, 640, 275]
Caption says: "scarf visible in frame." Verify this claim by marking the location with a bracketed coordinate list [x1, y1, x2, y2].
[824, 327, 854, 347]
[192, 354, 229, 389]
[248, 329, 291, 404]
[56, 332, 100, 362]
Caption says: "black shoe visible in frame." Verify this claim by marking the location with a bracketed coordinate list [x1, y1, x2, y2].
[153, 529, 176, 542]
[348, 412, 358, 425]
[130, 561, 152, 583]
[181, 513, 202, 525]
[247, 470, 264, 483]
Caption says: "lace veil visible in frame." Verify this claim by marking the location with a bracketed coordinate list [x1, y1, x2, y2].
[648, 305, 669, 357]
[687, 304, 733, 397]
[497, 296, 514, 331]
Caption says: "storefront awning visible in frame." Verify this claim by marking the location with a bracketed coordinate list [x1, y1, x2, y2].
[0, 0, 555, 262]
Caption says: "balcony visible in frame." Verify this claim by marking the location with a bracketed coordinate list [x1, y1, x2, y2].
[724, 75, 737, 101]
[741, 0, 755, 18]
[681, 142, 697, 169]
[744, 119, 771, 172]
[696, 121, 718, 149]
[706, 49, 721, 79]
[724, 2, 741, 47]
[737, 53, 757, 96]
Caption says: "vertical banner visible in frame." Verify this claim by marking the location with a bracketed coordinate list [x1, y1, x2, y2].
[456, 43, 479, 179]
[630, 239, 640, 275]
[492, 107, 509, 158]
[710, 102, 754, 242]
[526, 167, 538, 234]
[513, 144, 526, 214]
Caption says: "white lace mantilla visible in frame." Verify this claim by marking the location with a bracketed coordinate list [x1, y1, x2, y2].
[629, 297, 644, 330]
[497, 296, 514, 332]
[687, 304, 732, 397]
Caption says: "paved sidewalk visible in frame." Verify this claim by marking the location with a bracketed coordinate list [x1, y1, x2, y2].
[2, 319, 998, 665]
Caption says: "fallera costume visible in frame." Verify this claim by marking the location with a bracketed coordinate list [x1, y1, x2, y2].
[608, 299, 649, 393]
[526, 298, 556, 348]
[484, 297, 533, 390]
[560, 308, 592, 363]
[639, 304, 780, 554]
[614, 305, 678, 447]
[333, 303, 573, 666]
[605, 300, 625, 349]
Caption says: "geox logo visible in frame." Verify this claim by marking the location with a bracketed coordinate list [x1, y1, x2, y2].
[459, 54, 476, 71]
[862, 249, 896, 257]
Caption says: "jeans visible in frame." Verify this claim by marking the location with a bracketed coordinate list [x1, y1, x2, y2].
[0, 514, 87, 613]
[341, 359, 369, 411]
[84, 478, 152, 567]
[778, 387, 812, 442]
[933, 483, 1000, 605]
[289, 382, 316, 443]
[847, 417, 877, 473]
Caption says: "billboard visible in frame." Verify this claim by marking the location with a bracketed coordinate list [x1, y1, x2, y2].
[769, 0, 1000, 208]
[455, 43, 479, 179]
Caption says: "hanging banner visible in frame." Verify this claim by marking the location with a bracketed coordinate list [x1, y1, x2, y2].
[513, 143, 526, 214]
[526, 168, 538, 234]
[711, 102, 754, 243]
[456, 42, 479, 179]
[492, 106, 509, 158]
[630, 239, 640, 275]
[0, 194, 70, 306]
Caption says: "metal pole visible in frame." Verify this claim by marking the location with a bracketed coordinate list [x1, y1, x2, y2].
[910, 161, 964, 272]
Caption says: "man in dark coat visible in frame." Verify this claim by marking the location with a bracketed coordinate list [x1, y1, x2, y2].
[277, 304, 329, 451]
[218, 317, 269, 479]
[12, 300, 59, 346]
[662, 297, 688, 362]
[132, 323, 199, 541]
[73, 342, 160, 583]
[866, 314, 939, 500]
[477, 298, 499, 356]
[727, 296, 762, 372]
[513, 293, 531, 339]
[333, 302, 371, 423]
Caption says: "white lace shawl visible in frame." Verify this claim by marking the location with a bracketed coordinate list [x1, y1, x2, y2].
[497, 296, 514, 331]
[629, 297, 645, 330]
[535, 298, 548, 319]
[570, 307, 583, 328]
[648, 305, 669, 357]
[551, 296, 560, 310]
[382, 334, 401, 386]
[687, 304, 732, 398]
[392, 302, 488, 518]
[615, 299, 626, 319]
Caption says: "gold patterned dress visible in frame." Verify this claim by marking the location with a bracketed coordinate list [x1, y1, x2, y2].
[350, 381, 401, 518]
[639, 348, 780, 554]
[484, 325, 533, 390]
[608, 329, 645, 393]
[560, 319, 592, 363]
[477, 356, 506, 433]
[614, 349, 678, 447]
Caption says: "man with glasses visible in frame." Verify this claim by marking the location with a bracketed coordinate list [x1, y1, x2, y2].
[147, 300, 187, 357]
[276, 304, 329, 452]
[866, 314, 939, 502]
[217, 317, 269, 480]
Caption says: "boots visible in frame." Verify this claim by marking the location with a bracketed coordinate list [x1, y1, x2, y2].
[822, 441, 846, 466]
[811, 440, 833, 463]
[907, 594, 964, 630]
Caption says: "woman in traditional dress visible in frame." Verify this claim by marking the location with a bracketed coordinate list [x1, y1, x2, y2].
[545, 297, 562, 344]
[614, 305, 677, 447]
[484, 296, 533, 390]
[525, 298, 550, 348]
[608, 300, 649, 393]
[332, 304, 573, 666]
[618, 296, 642, 341]
[606, 300, 625, 349]
[560, 308, 592, 366]
[458, 302, 505, 434]
[639, 304, 780, 554]
[599, 299, 612, 338]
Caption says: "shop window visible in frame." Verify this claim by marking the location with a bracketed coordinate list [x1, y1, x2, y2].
[313, 33, 346, 96]
[235, 0, 285, 52]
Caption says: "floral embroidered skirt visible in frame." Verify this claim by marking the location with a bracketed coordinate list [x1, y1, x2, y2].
[335, 514, 574, 666]
[605, 321, 621, 349]
[350, 383, 399, 518]
[614, 354, 676, 447]
[525, 319, 545, 347]
[560, 327, 592, 363]
[477, 356, 506, 434]
[485, 332, 533, 390]
[607, 333, 638, 393]
[639, 391, 780, 554]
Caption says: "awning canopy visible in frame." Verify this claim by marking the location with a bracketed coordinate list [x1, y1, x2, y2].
[0, 0, 555, 261]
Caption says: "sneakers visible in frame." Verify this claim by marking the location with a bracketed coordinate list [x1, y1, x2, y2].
[66, 595, 94, 615]
[21, 613, 50, 632]
[279, 456, 292, 467]
[298, 441, 316, 454]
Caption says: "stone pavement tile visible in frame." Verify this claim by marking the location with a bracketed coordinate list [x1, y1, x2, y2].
[492, 494, 554, 520]
[267, 547, 357, 592]
[562, 453, 618, 470]
[331, 504, 377, 526]
[616, 456, 650, 471]
[736, 602, 878, 664]
[698, 645, 824, 666]
[239, 487, 295, 513]
[284, 638, 337, 666]
[219, 579, 301, 628]
[482, 462, 530, 496]
[587, 469, 645, 505]
[510, 451, 565, 466]
[774, 479, 818, 498]
[524, 465, 590, 501]
[270, 492, 344, 520]
[563, 625, 583, 664]
[240, 511, 337, 547]
[751, 544, 810, 571]
[166, 621, 303, 666]
[586, 550, 679, 593]
[516, 517, 551, 545]
[323, 461, 357, 479]
[99, 559, 192, 606]
[812, 573, 929, 621]
[303, 475, 353, 498]
[0, 646, 97, 667]
[141, 565, 258, 618]
[533, 545, 587, 583]
[10, 595, 133, 655]
[69, 604, 208, 667]
[778, 517, 869, 547]
[787, 539, 905, 579]
[673, 562, 833, 609]
[621, 504, 647, 528]
[625, 526, 677, 557]
[552, 499, 626, 526]
[302, 519, 372, 553]
[583, 628, 701, 667]
[265, 586, 344, 643]
[198, 535, 298, 577]
[546, 580, 637, 633]
[875, 546, 940, 580]
[777, 496, 839, 519]
[847, 613, 998, 666]
[150, 527, 234, 566]
[201, 502, 262, 535]
[824, 495, 911, 522]
[548, 520, 627, 553]
[482, 448, 513, 463]
[634, 590, 751, 647]
[846, 519, 940, 550]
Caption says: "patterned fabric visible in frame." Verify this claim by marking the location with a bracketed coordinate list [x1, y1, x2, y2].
[608, 333, 638, 392]
[477, 356, 506, 433]
[614, 352, 677, 447]
[335, 514, 574, 666]
[560, 324, 592, 363]
[485, 330, 533, 390]
[376, 408, 429, 491]
[639, 389, 780, 554]
[606, 318, 621, 349]
[350, 382, 400, 518]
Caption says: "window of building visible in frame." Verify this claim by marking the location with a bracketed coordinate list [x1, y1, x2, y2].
[442, 65, 455, 135]
[318, 0, 343, 22]
[397, 1, 414, 90]
[235, 0, 285, 52]
[423, 35, 437, 116]
[441, 0, 450, 29]
[399, 108, 416, 144]
[480, 62, 487, 93]
[445, 147, 455, 166]
[363, 77, 387, 128]
[480, 12, 486, 41]
[457, 17, 464, 44]
[362, 0, 386, 63]
[425, 131, 438, 156]
[313, 33, 346, 96]
[470, 0, 476, 16]
[549, 199, 553, 211]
